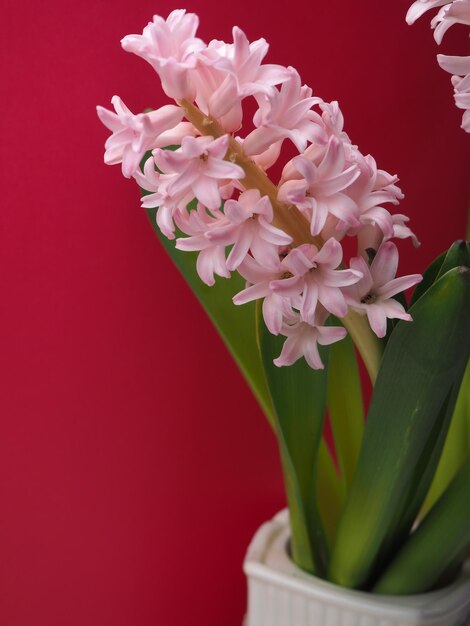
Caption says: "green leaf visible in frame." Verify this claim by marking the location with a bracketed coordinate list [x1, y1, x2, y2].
[435, 240, 470, 280]
[385, 290, 408, 337]
[140, 150, 342, 544]
[373, 457, 470, 595]
[415, 241, 470, 514]
[257, 312, 330, 576]
[140, 148, 273, 424]
[410, 240, 469, 307]
[394, 384, 460, 543]
[329, 266, 470, 590]
[408, 251, 446, 307]
[327, 329, 364, 490]
[145, 206, 275, 425]
[422, 361, 470, 514]
[316, 442, 346, 544]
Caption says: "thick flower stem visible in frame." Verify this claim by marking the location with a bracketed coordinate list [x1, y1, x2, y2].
[341, 310, 383, 383]
[180, 99, 319, 247]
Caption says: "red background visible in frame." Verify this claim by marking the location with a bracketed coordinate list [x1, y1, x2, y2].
[1, 1, 468, 625]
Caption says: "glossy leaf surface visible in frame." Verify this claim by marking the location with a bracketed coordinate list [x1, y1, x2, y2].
[329, 266, 470, 590]
[257, 314, 330, 576]
[327, 330, 364, 490]
[374, 458, 470, 594]
[145, 206, 275, 423]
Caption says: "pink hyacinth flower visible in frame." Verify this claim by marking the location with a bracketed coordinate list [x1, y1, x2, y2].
[194, 27, 290, 131]
[450, 72, 470, 132]
[96, 96, 184, 178]
[175, 204, 231, 286]
[407, 1, 470, 133]
[406, 0, 452, 24]
[207, 189, 292, 271]
[206, 27, 290, 99]
[134, 156, 193, 239]
[191, 62, 244, 133]
[274, 310, 347, 369]
[153, 135, 244, 210]
[121, 9, 206, 100]
[318, 101, 351, 145]
[275, 239, 362, 322]
[278, 137, 361, 236]
[244, 68, 323, 156]
[431, 0, 470, 44]
[438, 54, 470, 75]
[345, 242, 423, 338]
[233, 255, 298, 335]
[438, 55, 470, 132]
[337, 152, 403, 240]
[356, 213, 420, 262]
[391, 214, 421, 246]
[249, 140, 284, 171]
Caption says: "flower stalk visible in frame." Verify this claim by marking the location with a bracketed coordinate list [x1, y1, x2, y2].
[342, 310, 383, 383]
[179, 99, 316, 246]
[179, 98, 385, 381]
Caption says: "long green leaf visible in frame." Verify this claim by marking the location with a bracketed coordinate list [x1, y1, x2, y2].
[144, 199, 342, 527]
[140, 153, 342, 537]
[316, 442, 346, 544]
[257, 312, 330, 576]
[408, 251, 446, 306]
[329, 266, 470, 590]
[413, 241, 470, 513]
[422, 361, 470, 514]
[140, 148, 275, 422]
[395, 384, 460, 540]
[435, 241, 469, 278]
[327, 330, 364, 490]
[373, 457, 470, 595]
[144, 205, 275, 423]
[410, 240, 469, 307]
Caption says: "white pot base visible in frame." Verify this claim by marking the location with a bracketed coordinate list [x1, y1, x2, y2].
[243, 510, 470, 626]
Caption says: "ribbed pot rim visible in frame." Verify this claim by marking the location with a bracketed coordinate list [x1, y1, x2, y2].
[244, 509, 470, 621]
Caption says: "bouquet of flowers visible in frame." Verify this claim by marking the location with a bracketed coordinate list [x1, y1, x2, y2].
[97, 5, 470, 595]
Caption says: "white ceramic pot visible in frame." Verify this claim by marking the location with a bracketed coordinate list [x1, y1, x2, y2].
[243, 510, 470, 626]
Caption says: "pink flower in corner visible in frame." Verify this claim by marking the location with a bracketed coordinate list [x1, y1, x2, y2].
[407, 1, 470, 133]
[345, 242, 423, 338]
[153, 135, 244, 210]
[438, 55, 470, 132]
[406, 0, 452, 24]
[431, 0, 470, 44]
[96, 96, 184, 178]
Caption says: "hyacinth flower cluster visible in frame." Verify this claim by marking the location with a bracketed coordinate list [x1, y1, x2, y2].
[97, 9, 422, 370]
[407, 0, 470, 132]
